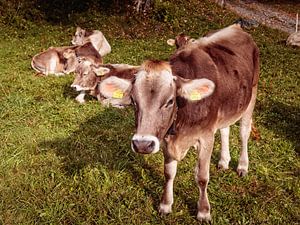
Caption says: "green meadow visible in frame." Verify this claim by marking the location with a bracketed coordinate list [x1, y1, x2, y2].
[0, 0, 299, 224]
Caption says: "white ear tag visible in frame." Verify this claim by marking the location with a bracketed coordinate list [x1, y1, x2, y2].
[167, 39, 176, 46]
[95, 68, 110, 77]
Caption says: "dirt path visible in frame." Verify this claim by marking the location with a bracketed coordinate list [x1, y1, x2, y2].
[223, 0, 298, 34]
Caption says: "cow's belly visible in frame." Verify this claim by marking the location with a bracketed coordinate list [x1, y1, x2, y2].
[217, 115, 242, 129]
[215, 109, 245, 129]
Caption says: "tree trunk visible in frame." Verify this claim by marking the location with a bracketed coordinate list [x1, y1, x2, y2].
[134, 0, 152, 12]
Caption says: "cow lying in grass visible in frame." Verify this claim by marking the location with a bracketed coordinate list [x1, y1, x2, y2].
[31, 27, 110, 76]
[99, 24, 259, 221]
[167, 33, 195, 49]
[31, 42, 103, 76]
[71, 60, 138, 107]
[72, 27, 111, 57]
[31, 46, 78, 76]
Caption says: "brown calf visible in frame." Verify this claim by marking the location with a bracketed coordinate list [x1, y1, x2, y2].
[71, 62, 138, 107]
[99, 24, 259, 221]
[72, 27, 111, 57]
[31, 42, 102, 76]
[167, 33, 195, 49]
[31, 46, 77, 76]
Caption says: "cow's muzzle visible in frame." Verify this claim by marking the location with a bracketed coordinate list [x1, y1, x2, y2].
[71, 84, 89, 92]
[131, 135, 160, 154]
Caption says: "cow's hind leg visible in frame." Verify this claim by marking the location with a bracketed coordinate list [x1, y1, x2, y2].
[237, 86, 257, 176]
[195, 133, 214, 222]
[238, 116, 252, 176]
[218, 126, 231, 170]
[159, 157, 178, 215]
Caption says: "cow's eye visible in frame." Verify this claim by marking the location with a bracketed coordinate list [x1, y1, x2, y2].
[165, 98, 174, 108]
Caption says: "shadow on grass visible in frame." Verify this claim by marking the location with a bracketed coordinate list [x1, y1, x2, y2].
[0, 0, 133, 26]
[39, 107, 163, 208]
[257, 99, 300, 154]
[35, 0, 131, 25]
[62, 83, 100, 103]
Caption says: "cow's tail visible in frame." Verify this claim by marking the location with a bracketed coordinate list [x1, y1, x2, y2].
[31, 54, 45, 74]
[31, 55, 39, 72]
[234, 18, 259, 29]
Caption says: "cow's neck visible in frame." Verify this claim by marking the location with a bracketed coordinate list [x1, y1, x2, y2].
[166, 105, 178, 136]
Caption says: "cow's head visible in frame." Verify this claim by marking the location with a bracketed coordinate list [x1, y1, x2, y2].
[72, 27, 84, 45]
[71, 59, 109, 92]
[167, 34, 196, 49]
[99, 60, 215, 154]
[72, 27, 93, 46]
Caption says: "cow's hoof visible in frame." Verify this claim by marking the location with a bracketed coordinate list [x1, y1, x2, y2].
[75, 97, 85, 104]
[237, 167, 248, 177]
[159, 203, 172, 215]
[76, 99, 85, 104]
[217, 160, 229, 170]
[112, 104, 125, 109]
[197, 211, 211, 223]
[35, 72, 46, 77]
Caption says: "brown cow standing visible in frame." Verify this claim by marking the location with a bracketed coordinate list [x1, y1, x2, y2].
[99, 24, 259, 221]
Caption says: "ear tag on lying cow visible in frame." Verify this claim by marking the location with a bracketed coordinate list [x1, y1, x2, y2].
[112, 89, 124, 99]
[190, 90, 202, 101]
[95, 70, 106, 77]
[95, 67, 110, 77]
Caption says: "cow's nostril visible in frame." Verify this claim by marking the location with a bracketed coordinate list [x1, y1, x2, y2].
[131, 140, 139, 152]
[147, 141, 155, 152]
[131, 140, 156, 154]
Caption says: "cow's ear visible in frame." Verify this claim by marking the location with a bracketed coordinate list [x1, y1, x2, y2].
[76, 27, 82, 32]
[92, 66, 110, 77]
[167, 39, 176, 46]
[176, 77, 215, 101]
[99, 76, 132, 99]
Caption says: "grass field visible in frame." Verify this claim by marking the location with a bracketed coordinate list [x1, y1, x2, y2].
[0, 0, 299, 224]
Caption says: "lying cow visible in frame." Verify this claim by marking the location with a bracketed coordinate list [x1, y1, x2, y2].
[71, 61, 138, 107]
[31, 42, 102, 76]
[31, 47, 77, 76]
[99, 24, 259, 221]
[167, 33, 195, 49]
[72, 27, 111, 57]
[167, 31, 228, 50]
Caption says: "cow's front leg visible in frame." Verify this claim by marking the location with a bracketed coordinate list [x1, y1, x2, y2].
[159, 157, 178, 215]
[195, 134, 214, 222]
[218, 126, 231, 170]
[75, 91, 86, 104]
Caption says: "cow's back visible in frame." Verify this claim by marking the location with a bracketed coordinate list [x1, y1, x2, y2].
[170, 25, 259, 130]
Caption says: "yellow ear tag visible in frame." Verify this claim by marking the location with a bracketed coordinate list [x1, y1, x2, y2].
[190, 90, 201, 101]
[95, 70, 107, 77]
[112, 89, 124, 99]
